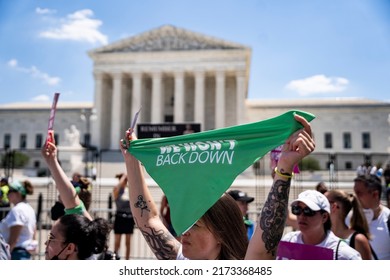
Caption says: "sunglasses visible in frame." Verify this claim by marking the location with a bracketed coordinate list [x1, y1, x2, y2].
[291, 205, 318, 217]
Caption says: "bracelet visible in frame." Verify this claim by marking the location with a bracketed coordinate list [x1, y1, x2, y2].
[274, 167, 293, 179]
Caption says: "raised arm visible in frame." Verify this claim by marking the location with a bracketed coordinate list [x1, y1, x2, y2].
[113, 173, 127, 200]
[120, 130, 180, 260]
[245, 114, 315, 259]
[41, 130, 92, 220]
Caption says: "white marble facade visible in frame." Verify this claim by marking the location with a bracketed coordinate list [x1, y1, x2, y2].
[88, 25, 251, 150]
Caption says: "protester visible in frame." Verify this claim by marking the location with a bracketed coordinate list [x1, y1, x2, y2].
[50, 176, 92, 221]
[353, 175, 390, 259]
[280, 190, 361, 260]
[45, 214, 111, 260]
[286, 182, 327, 231]
[41, 131, 112, 260]
[0, 177, 10, 220]
[227, 190, 255, 240]
[0, 180, 37, 260]
[384, 164, 390, 187]
[113, 173, 134, 259]
[325, 189, 374, 259]
[315, 182, 328, 194]
[120, 113, 315, 260]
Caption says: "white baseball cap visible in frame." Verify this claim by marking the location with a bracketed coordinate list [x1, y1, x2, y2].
[291, 190, 330, 213]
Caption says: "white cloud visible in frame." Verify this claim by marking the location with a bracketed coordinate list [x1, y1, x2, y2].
[7, 59, 61, 86]
[31, 94, 50, 102]
[35, 7, 57, 15]
[8, 59, 18, 67]
[39, 9, 108, 45]
[285, 75, 349, 96]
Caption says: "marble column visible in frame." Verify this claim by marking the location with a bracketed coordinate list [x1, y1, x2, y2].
[110, 72, 123, 149]
[194, 70, 205, 130]
[151, 71, 163, 123]
[236, 71, 246, 125]
[131, 72, 142, 123]
[174, 70, 185, 122]
[215, 70, 225, 128]
[91, 72, 103, 148]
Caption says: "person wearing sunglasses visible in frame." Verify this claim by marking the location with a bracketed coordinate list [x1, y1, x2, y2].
[281, 190, 361, 260]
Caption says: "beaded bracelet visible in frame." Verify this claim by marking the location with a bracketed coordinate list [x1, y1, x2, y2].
[274, 167, 293, 179]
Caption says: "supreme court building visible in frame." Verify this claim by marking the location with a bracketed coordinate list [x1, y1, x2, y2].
[88, 25, 251, 150]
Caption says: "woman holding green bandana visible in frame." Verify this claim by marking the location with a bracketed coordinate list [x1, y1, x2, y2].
[120, 113, 315, 260]
[0, 180, 37, 260]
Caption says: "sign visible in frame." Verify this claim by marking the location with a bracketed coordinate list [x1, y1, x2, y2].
[137, 123, 201, 138]
[276, 241, 333, 260]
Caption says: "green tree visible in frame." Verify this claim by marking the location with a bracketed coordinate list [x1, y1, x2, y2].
[1, 151, 30, 168]
[299, 156, 320, 171]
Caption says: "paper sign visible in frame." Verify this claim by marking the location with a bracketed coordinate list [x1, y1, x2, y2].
[46, 93, 60, 145]
[277, 241, 333, 260]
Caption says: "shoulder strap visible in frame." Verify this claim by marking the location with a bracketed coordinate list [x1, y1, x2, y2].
[371, 245, 378, 260]
[352, 231, 378, 260]
[349, 231, 359, 249]
[335, 239, 342, 260]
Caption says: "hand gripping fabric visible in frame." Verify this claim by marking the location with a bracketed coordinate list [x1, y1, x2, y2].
[129, 110, 315, 235]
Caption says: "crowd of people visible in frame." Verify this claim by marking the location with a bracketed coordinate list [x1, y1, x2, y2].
[1, 112, 390, 261]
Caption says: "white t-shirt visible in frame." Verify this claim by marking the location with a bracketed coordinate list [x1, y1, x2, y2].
[281, 230, 361, 260]
[176, 245, 188, 260]
[369, 206, 390, 260]
[0, 201, 36, 249]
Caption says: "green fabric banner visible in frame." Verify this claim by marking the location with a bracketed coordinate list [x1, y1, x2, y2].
[129, 110, 315, 235]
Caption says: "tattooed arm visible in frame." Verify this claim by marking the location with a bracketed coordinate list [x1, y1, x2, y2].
[120, 131, 181, 260]
[245, 114, 315, 260]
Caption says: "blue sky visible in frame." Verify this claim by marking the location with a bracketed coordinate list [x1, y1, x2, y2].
[0, 0, 389, 105]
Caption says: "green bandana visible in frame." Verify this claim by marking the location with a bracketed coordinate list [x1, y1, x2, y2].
[129, 110, 315, 235]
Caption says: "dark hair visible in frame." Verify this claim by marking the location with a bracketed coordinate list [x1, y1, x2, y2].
[58, 214, 112, 260]
[354, 175, 383, 198]
[21, 180, 34, 199]
[78, 189, 92, 210]
[315, 182, 328, 194]
[320, 210, 332, 232]
[0, 177, 8, 185]
[72, 177, 92, 210]
[200, 194, 248, 260]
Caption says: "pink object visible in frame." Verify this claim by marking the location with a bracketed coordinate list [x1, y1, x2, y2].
[277, 241, 333, 260]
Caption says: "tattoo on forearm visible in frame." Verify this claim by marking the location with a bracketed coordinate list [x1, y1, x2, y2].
[134, 195, 150, 217]
[135, 218, 178, 260]
[259, 179, 291, 257]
